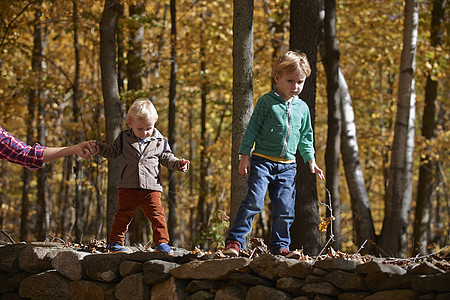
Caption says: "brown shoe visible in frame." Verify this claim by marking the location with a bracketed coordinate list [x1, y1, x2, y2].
[223, 241, 240, 257]
[276, 248, 301, 259]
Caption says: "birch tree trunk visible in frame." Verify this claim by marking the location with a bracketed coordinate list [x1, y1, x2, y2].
[323, 0, 342, 250]
[231, 0, 254, 224]
[379, 0, 419, 257]
[167, 0, 180, 246]
[100, 0, 123, 239]
[412, 0, 446, 256]
[289, 0, 322, 255]
[339, 69, 376, 251]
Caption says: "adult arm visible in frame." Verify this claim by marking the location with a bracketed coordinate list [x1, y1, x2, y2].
[43, 141, 97, 163]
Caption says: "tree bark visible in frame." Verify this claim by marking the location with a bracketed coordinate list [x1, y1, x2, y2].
[198, 10, 210, 237]
[289, 0, 322, 255]
[32, 0, 49, 241]
[323, 0, 342, 250]
[21, 1, 41, 242]
[126, 1, 150, 245]
[167, 0, 179, 246]
[100, 0, 123, 239]
[149, 4, 168, 80]
[58, 156, 73, 238]
[339, 69, 376, 252]
[72, 0, 87, 243]
[0, 162, 6, 229]
[379, 0, 419, 257]
[412, 0, 446, 256]
[117, 5, 125, 94]
[126, 2, 144, 92]
[231, 0, 254, 224]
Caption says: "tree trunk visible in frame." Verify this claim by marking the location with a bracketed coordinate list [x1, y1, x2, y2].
[117, 5, 125, 94]
[21, 1, 43, 242]
[289, 0, 322, 255]
[36, 91, 49, 241]
[126, 1, 150, 245]
[167, 0, 179, 246]
[21, 112, 35, 242]
[100, 0, 123, 240]
[231, 0, 254, 225]
[58, 156, 72, 238]
[339, 69, 376, 252]
[0, 161, 6, 228]
[149, 4, 168, 80]
[32, 0, 49, 241]
[379, 0, 419, 257]
[412, 0, 446, 256]
[323, 0, 342, 250]
[72, 0, 87, 243]
[431, 105, 447, 247]
[126, 2, 144, 92]
[267, 3, 286, 91]
[197, 10, 211, 240]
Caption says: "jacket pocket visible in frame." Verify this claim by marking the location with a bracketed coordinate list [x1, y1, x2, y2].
[121, 165, 128, 179]
[153, 166, 160, 178]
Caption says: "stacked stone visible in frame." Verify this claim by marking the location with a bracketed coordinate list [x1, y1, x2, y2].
[0, 243, 449, 299]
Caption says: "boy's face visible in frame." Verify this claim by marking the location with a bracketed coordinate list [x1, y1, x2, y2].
[274, 68, 306, 101]
[128, 116, 155, 139]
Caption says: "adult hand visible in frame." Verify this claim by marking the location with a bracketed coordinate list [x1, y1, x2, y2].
[76, 140, 98, 159]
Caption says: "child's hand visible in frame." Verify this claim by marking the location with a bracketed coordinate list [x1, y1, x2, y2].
[239, 154, 251, 178]
[308, 159, 325, 180]
[180, 158, 190, 172]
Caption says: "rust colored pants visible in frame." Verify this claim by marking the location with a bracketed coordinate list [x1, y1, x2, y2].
[109, 188, 169, 246]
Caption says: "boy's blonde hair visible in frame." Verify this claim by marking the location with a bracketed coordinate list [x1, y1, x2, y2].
[127, 98, 158, 123]
[273, 50, 311, 78]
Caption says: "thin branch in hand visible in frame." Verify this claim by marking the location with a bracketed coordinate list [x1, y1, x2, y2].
[314, 181, 335, 264]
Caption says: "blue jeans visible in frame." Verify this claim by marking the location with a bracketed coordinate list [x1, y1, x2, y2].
[226, 155, 297, 254]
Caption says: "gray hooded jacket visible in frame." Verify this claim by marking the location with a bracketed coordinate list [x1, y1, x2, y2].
[97, 129, 185, 192]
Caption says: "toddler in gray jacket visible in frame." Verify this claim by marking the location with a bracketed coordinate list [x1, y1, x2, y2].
[95, 98, 189, 254]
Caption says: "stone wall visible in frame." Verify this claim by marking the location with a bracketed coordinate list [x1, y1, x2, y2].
[0, 243, 449, 300]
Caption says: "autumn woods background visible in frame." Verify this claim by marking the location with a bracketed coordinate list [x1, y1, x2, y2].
[0, 0, 448, 258]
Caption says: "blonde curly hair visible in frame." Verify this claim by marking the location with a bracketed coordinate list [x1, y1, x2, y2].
[126, 98, 159, 123]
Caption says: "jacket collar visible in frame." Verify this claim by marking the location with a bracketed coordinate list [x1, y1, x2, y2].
[270, 90, 299, 104]
[127, 128, 164, 153]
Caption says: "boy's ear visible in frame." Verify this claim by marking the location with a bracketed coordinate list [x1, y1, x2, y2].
[273, 73, 280, 83]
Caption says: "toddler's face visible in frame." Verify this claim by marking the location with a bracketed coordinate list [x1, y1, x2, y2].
[274, 68, 306, 101]
[128, 117, 155, 139]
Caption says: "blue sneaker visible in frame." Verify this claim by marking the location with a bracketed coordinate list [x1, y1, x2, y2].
[107, 242, 131, 253]
[155, 243, 174, 255]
